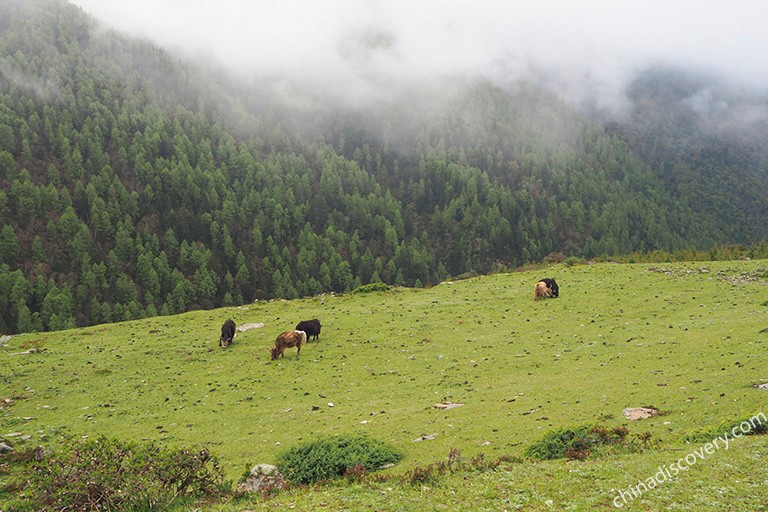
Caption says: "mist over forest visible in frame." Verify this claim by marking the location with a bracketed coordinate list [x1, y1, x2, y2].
[0, 0, 767, 334]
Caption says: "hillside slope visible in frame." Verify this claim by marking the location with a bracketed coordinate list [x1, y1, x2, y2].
[1, 260, 767, 509]
[1, 0, 767, 333]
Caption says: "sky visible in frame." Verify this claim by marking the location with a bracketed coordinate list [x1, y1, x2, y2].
[68, 0, 768, 113]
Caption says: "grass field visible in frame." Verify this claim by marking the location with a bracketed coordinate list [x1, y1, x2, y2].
[2, 260, 767, 510]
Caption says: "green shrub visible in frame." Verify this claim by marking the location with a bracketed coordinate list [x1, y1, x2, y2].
[525, 425, 594, 460]
[275, 435, 403, 485]
[543, 252, 566, 264]
[684, 414, 768, 443]
[25, 436, 227, 511]
[353, 282, 390, 294]
[721, 415, 768, 436]
[563, 256, 586, 266]
[525, 424, 642, 460]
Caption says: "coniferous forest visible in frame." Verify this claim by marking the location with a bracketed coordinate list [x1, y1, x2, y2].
[1, 0, 767, 333]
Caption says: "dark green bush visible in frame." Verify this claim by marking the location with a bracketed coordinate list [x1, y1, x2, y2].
[525, 424, 594, 460]
[25, 436, 227, 511]
[275, 435, 403, 485]
[525, 424, 641, 460]
[353, 282, 390, 294]
[563, 256, 586, 266]
[685, 413, 768, 443]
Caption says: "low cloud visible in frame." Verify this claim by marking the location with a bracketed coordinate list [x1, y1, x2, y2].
[70, 0, 768, 115]
[0, 56, 59, 100]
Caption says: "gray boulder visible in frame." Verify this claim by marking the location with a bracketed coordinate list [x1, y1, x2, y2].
[237, 463, 288, 494]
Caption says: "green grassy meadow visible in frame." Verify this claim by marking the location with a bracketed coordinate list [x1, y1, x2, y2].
[2, 260, 768, 510]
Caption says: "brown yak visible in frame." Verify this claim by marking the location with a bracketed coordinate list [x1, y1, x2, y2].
[270, 330, 307, 360]
[534, 281, 553, 301]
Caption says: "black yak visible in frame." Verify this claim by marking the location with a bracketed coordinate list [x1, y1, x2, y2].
[540, 278, 559, 297]
[534, 278, 559, 301]
[295, 319, 322, 341]
[220, 319, 236, 348]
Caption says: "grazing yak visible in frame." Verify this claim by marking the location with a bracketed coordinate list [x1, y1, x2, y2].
[534, 281, 552, 301]
[296, 319, 321, 341]
[534, 278, 559, 301]
[270, 330, 307, 360]
[540, 278, 559, 297]
[220, 319, 236, 348]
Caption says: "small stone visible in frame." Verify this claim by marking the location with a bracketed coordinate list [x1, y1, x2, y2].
[251, 463, 278, 476]
[433, 402, 464, 410]
[623, 407, 660, 420]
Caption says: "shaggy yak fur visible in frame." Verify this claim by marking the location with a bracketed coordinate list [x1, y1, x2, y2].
[295, 319, 322, 341]
[220, 319, 236, 348]
[540, 278, 559, 297]
[534, 281, 553, 301]
[270, 330, 307, 360]
[534, 278, 559, 301]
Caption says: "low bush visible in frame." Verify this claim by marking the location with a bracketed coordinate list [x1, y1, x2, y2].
[525, 425, 594, 460]
[525, 424, 646, 460]
[684, 413, 768, 443]
[403, 448, 462, 486]
[275, 435, 403, 485]
[563, 256, 586, 266]
[353, 282, 390, 294]
[543, 252, 566, 264]
[403, 448, 522, 486]
[23, 436, 227, 511]
[404, 463, 440, 485]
